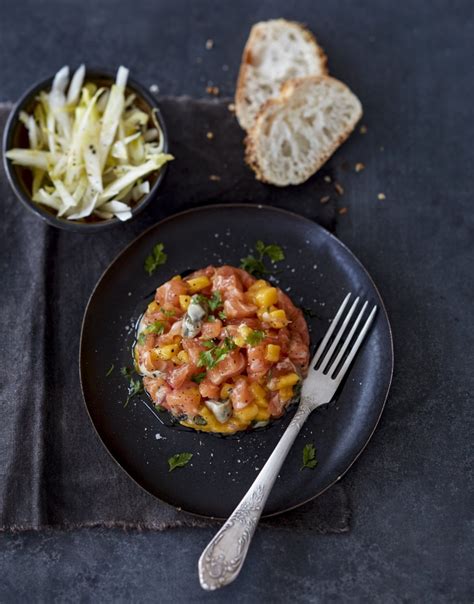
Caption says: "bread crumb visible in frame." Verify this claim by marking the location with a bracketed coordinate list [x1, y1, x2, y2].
[196, 57, 203, 64]
[334, 183, 344, 196]
[323, 175, 332, 183]
[205, 39, 214, 50]
[227, 103, 236, 112]
[377, 193, 386, 200]
[380, 146, 384, 152]
[206, 132, 214, 140]
[355, 162, 365, 173]
[149, 84, 160, 94]
[320, 195, 330, 204]
[338, 207, 348, 215]
[209, 174, 221, 181]
[206, 86, 220, 96]
[360, 125, 368, 134]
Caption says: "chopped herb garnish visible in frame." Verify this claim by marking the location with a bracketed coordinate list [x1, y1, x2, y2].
[208, 291, 223, 311]
[246, 329, 266, 346]
[198, 337, 236, 369]
[160, 308, 175, 317]
[121, 366, 144, 407]
[168, 452, 193, 472]
[106, 363, 115, 376]
[155, 404, 165, 412]
[137, 333, 147, 345]
[121, 366, 132, 379]
[144, 243, 167, 276]
[301, 443, 318, 470]
[240, 240, 285, 277]
[144, 320, 166, 335]
[191, 371, 207, 384]
[218, 311, 227, 321]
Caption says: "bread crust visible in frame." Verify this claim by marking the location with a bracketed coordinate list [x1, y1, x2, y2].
[235, 19, 328, 131]
[245, 75, 363, 186]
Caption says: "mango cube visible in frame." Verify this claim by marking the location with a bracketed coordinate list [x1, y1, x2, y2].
[186, 276, 211, 292]
[255, 287, 278, 308]
[179, 294, 191, 310]
[265, 344, 280, 363]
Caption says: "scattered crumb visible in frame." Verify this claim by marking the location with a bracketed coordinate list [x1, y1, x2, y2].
[222, 64, 229, 71]
[380, 146, 385, 152]
[355, 162, 365, 173]
[360, 125, 368, 134]
[227, 103, 236, 113]
[196, 57, 202, 64]
[320, 195, 330, 204]
[205, 39, 214, 50]
[209, 174, 221, 181]
[149, 84, 159, 94]
[377, 193, 386, 200]
[323, 175, 332, 183]
[206, 131, 214, 140]
[338, 207, 348, 215]
[206, 85, 220, 96]
[334, 182, 344, 196]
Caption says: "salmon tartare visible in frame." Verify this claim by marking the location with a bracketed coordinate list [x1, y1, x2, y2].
[134, 265, 310, 434]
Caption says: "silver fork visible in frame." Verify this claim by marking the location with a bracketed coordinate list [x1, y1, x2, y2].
[198, 293, 377, 591]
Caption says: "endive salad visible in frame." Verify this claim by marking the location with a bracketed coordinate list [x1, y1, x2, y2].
[6, 65, 173, 222]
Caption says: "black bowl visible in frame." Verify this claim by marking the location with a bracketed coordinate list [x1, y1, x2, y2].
[2, 68, 169, 232]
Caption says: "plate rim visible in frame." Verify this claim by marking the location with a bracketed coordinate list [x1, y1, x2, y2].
[79, 203, 394, 520]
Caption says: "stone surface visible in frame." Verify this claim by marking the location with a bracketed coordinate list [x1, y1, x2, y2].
[0, 0, 472, 602]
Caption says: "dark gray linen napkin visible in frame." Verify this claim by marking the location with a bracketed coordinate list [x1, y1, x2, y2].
[0, 98, 349, 532]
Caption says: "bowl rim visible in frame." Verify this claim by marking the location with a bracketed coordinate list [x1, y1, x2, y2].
[2, 66, 169, 232]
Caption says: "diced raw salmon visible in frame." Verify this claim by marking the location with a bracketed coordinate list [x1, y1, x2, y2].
[207, 349, 246, 385]
[200, 320, 223, 340]
[212, 266, 244, 298]
[144, 377, 170, 407]
[223, 298, 258, 319]
[182, 339, 206, 365]
[288, 335, 310, 372]
[247, 344, 272, 380]
[268, 392, 286, 417]
[155, 279, 189, 308]
[167, 363, 196, 389]
[165, 382, 202, 416]
[199, 379, 220, 399]
[230, 376, 254, 409]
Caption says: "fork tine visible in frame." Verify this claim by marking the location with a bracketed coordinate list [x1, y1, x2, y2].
[319, 296, 360, 373]
[312, 293, 351, 367]
[333, 305, 377, 382]
[327, 300, 368, 377]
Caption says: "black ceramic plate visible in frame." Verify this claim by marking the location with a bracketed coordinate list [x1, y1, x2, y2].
[80, 204, 393, 518]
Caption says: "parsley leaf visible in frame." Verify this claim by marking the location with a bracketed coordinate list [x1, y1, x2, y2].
[168, 452, 193, 472]
[240, 241, 285, 277]
[191, 371, 207, 384]
[137, 333, 147, 345]
[144, 243, 167, 276]
[301, 443, 318, 470]
[192, 293, 209, 307]
[106, 363, 115, 376]
[160, 308, 175, 318]
[197, 337, 236, 369]
[218, 311, 227, 320]
[121, 366, 132, 379]
[121, 366, 144, 407]
[144, 321, 165, 335]
[246, 329, 266, 346]
[208, 291, 223, 311]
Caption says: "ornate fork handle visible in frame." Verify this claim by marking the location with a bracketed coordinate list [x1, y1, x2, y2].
[198, 403, 312, 590]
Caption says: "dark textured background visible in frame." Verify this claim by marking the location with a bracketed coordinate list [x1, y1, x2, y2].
[0, 0, 472, 602]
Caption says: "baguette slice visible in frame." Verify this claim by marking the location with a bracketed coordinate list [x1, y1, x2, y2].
[235, 19, 328, 131]
[245, 76, 363, 186]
